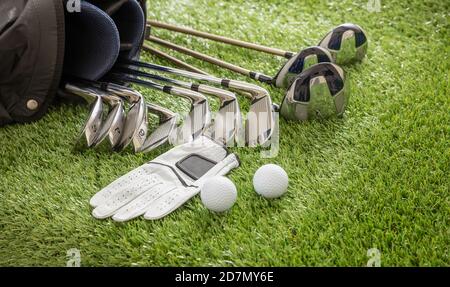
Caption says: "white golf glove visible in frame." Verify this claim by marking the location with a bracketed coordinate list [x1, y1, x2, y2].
[90, 136, 240, 221]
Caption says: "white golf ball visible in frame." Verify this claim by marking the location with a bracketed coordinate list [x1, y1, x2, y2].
[253, 164, 289, 199]
[200, 176, 237, 212]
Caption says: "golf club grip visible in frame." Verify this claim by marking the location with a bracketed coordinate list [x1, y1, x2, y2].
[142, 44, 210, 75]
[147, 21, 293, 58]
[148, 36, 252, 77]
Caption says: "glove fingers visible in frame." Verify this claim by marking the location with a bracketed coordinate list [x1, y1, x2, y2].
[92, 175, 160, 219]
[143, 187, 199, 220]
[90, 164, 155, 207]
[112, 184, 178, 222]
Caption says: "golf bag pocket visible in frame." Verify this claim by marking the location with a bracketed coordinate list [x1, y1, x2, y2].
[0, 102, 12, 126]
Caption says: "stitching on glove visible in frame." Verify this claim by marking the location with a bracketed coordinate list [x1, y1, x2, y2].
[147, 162, 197, 188]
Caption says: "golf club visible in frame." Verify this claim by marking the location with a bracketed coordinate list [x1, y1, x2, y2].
[137, 103, 179, 153]
[64, 83, 105, 149]
[147, 35, 332, 89]
[142, 44, 209, 75]
[93, 94, 126, 149]
[134, 53, 348, 121]
[90, 82, 148, 152]
[108, 73, 211, 144]
[147, 21, 368, 65]
[118, 59, 275, 147]
[280, 62, 347, 121]
[114, 66, 242, 144]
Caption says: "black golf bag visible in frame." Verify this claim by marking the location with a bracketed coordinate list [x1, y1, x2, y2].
[0, 0, 147, 126]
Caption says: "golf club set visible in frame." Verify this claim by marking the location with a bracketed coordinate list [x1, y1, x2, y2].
[61, 0, 368, 153]
[0, 0, 368, 221]
[143, 21, 368, 121]
[61, 0, 280, 152]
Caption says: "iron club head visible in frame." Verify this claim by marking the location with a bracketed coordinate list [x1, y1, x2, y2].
[114, 66, 242, 145]
[65, 83, 104, 150]
[166, 86, 211, 144]
[93, 93, 126, 149]
[136, 103, 178, 153]
[99, 83, 148, 152]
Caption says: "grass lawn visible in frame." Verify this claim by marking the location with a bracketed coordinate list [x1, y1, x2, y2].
[0, 0, 449, 266]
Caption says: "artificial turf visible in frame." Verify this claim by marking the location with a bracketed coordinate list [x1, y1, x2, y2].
[0, 0, 449, 266]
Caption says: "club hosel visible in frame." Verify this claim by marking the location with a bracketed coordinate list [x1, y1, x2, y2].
[169, 86, 207, 105]
[104, 83, 142, 103]
[64, 83, 99, 104]
[221, 79, 270, 100]
[190, 83, 237, 103]
[146, 103, 176, 122]
[249, 72, 274, 85]
[101, 94, 122, 106]
[284, 51, 296, 59]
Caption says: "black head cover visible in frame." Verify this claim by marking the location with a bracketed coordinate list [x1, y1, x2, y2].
[63, 0, 121, 81]
[109, 0, 145, 59]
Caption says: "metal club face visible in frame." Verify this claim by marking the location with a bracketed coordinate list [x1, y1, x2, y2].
[137, 104, 178, 153]
[105, 85, 147, 152]
[168, 87, 211, 144]
[221, 80, 275, 147]
[274, 46, 333, 88]
[65, 84, 104, 150]
[193, 85, 242, 145]
[280, 62, 347, 121]
[319, 23, 368, 65]
[94, 94, 125, 149]
[245, 95, 275, 147]
[210, 98, 243, 145]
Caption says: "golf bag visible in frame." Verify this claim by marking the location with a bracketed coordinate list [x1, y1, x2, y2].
[0, 0, 147, 126]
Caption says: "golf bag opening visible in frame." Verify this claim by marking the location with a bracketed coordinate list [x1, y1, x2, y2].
[110, 0, 146, 59]
[63, 1, 120, 81]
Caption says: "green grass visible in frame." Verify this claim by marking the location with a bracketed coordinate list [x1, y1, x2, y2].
[0, 0, 449, 266]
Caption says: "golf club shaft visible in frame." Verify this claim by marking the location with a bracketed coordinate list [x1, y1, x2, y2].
[111, 73, 207, 105]
[115, 66, 237, 103]
[138, 49, 256, 100]
[147, 21, 294, 59]
[148, 36, 274, 84]
[142, 44, 209, 75]
[118, 59, 269, 100]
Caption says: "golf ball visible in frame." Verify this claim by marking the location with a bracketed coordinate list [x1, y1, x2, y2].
[253, 164, 289, 199]
[200, 176, 237, 212]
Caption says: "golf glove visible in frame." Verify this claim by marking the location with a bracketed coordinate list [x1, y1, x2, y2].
[90, 136, 240, 221]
